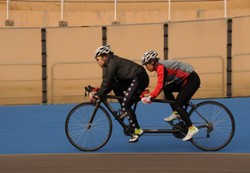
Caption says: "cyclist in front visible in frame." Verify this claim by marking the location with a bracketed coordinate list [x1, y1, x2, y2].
[140, 50, 200, 141]
[92, 45, 149, 143]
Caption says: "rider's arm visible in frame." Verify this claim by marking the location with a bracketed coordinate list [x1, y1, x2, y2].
[150, 64, 166, 99]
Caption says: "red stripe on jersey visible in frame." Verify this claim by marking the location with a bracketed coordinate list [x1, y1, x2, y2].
[150, 64, 165, 98]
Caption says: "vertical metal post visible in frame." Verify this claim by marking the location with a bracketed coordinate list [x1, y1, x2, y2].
[114, 0, 117, 22]
[5, 0, 14, 26]
[41, 28, 48, 103]
[168, 0, 171, 21]
[224, 0, 227, 18]
[163, 23, 169, 60]
[102, 26, 107, 46]
[6, 0, 10, 20]
[112, 0, 119, 24]
[61, 0, 64, 21]
[227, 19, 232, 97]
[59, 0, 67, 26]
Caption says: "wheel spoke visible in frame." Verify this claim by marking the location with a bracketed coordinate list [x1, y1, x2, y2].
[190, 101, 235, 151]
[65, 103, 112, 151]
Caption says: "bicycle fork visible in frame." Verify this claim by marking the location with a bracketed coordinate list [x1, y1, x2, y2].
[86, 101, 101, 129]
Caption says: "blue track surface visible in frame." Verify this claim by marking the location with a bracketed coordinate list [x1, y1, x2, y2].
[0, 97, 249, 154]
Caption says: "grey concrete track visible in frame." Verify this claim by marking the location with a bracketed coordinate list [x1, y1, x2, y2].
[0, 153, 249, 173]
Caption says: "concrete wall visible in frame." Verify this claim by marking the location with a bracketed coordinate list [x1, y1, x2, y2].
[1, 17, 250, 105]
[0, 0, 250, 27]
[0, 0, 250, 105]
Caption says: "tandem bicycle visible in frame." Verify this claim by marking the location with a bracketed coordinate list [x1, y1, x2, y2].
[65, 85, 235, 151]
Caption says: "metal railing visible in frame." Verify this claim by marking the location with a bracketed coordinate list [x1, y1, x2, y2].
[173, 55, 225, 96]
[0, 16, 249, 104]
[232, 53, 250, 91]
[0, 63, 41, 102]
[50, 55, 225, 103]
[51, 61, 99, 103]
[3, 0, 230, 26]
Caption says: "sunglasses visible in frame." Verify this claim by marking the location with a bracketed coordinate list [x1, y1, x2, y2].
[96, 56, 102, 61]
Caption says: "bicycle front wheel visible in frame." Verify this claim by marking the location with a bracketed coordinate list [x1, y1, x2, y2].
[65, 102, 112, 151]
[189, 101, 235, 151]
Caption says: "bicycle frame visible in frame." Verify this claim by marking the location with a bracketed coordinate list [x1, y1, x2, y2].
[66, 89, 235, 151]
[94, 95, 184, 135]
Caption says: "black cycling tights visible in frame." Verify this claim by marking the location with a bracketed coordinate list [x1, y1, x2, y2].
[113, 72, 149, 131]
[163, 71, 200, 127]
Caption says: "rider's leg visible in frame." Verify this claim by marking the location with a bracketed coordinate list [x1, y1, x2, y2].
[112, 80, 130, 105]
[121, 74, 148, 142]
[120, 77, 141, 140]
[175, 71, 200, 141]
[163, 83, 182, 121]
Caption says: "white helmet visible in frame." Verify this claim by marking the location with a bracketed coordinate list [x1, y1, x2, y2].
[94, 45, 111, 59]
[141, 50, 158, 65]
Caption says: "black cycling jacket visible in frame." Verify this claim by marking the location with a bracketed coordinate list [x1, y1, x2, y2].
[97, 53, 146, 97]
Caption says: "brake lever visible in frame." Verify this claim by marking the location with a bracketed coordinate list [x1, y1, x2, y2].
[84, 85, 93, 97]
[84, 85, 99, 97]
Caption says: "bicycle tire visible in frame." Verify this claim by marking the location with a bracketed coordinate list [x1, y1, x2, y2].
[65, 102, 112, 151]
[188, 101, 235, 151]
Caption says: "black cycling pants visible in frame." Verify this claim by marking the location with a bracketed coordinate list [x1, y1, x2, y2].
[163, 71, 200, 127]
[113, 72, 149, 131]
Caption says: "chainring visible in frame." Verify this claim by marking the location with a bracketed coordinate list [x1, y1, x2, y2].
[123, 125, 132, 136]
[172, 122, 188, 139]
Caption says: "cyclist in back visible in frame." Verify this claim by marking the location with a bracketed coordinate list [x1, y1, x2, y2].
[140, 50, 200, 141]
[92, 45, 149, 142]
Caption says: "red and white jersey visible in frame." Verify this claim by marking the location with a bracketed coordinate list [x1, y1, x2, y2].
[150, 60, 194, 98]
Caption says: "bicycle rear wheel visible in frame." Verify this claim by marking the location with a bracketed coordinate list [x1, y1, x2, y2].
[65, 102, 112, 151]
[189, 101, 235, 151]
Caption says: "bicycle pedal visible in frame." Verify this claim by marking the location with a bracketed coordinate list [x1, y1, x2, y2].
[167, 121, 175, 127]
